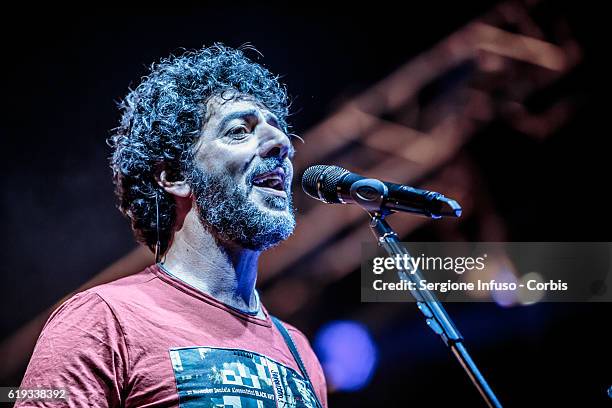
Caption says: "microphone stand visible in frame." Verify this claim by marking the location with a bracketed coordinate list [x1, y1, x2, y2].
[351, 179, 502, 408]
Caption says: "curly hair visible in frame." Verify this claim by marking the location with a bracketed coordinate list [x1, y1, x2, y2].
[108, 44, 290, 255]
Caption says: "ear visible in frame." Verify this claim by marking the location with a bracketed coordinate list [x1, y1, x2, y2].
[156, 169, 191, 198]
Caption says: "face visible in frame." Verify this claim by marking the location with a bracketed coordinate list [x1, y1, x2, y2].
[187, 95, 296, 251]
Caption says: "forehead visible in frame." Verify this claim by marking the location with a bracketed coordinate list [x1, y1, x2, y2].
[204, 95, 277, 126]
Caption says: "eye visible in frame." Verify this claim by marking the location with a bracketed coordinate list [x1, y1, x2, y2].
[227, 125, 250, 139]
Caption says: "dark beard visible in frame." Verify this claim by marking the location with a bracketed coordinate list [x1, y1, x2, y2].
[188, 160, 296, 251]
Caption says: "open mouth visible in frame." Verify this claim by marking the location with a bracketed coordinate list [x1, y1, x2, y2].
[251, 167, 287, 197]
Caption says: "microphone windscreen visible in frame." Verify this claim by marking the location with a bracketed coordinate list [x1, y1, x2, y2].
[301, 165, 349, 203]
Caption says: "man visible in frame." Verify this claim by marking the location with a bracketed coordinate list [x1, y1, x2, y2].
[17, 44, 327, 407]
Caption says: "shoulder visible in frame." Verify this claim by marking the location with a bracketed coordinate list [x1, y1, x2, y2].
[47, 290, 115, 327]
[20, 287, 131, 406]
[274, 319, 327, 379]
[25, 290, 130, 386]
[274, 318, 328, 407]
[56, 265, 160, 322]
[42, 289, 126, 348]
[87, 265, 157, 301]
[283, 322, 322, 373]
[271, 317, 318, 365]
[42, 266, 158, 340]
[282, 321, 314, 349]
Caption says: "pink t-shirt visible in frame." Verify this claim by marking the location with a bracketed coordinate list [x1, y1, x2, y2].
[17, 264, 327, 407]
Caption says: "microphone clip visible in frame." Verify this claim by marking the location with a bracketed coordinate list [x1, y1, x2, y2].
[349, 178, 388, 214]
[349, 178, 445, 219]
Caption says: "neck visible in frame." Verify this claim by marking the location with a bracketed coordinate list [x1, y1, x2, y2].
[161, 206, 262, 316]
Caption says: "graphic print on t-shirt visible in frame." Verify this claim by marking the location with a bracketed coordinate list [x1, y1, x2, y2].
[169, 346, 318, 408]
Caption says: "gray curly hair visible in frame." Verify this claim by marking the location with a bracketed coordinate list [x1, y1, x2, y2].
[108, 44, 290, 254]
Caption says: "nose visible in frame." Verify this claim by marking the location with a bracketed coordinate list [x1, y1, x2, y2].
[258, 122, 292, 160]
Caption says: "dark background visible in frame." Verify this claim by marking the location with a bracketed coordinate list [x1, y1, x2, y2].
[1, 3, 610, 407]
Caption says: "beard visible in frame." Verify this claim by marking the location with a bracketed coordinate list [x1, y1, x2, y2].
[188, 159, 296, 251]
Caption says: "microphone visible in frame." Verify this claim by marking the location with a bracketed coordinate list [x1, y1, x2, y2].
[301, 165, 462, 218]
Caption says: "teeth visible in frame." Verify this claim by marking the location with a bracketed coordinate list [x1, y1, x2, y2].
[253, 173, 283, 184]
[253, 174, 284, 190]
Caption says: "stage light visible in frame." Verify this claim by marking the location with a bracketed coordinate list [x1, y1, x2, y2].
[517, 272, 545, 305]
[491, 267, 519, 308]
[313, 320, 378, 392]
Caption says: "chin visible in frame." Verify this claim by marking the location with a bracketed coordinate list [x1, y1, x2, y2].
[252, 190, 291, 212]
[241, 224, 296, 251]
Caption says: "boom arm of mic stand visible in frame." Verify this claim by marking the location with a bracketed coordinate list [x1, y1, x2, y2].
[369, 214, 502, 408]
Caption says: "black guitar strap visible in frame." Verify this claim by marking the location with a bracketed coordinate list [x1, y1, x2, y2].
[271, 315, 324, 408]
